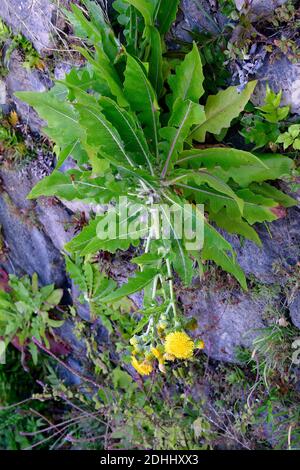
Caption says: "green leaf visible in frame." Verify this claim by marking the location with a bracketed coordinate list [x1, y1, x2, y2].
[78, 47, 128, 107]
[191, 81, 257, 142]
[202, 244, 247, 290]
[131, 253, 162, 265]
[156, 0, 180, 34]
[27, 170, 112, 203]
[46, 318, 65, 328]
[27, 171, 77, 200]
[167, 42, 204, 111]
[112, 367, 134, 390]
[160, 100, 205, 177]
[161, 191, 238, 285]
[236, 188, 279, 225]
[64, 67, 111, 102]
[65, 213, 142, 256]
[113, 1, 140, 54]
[101, 269, 158, 302]
[15, 91, 87, 164]
[177, 147, 268, 171]
[249, 182, 296, 207]
[214, 154, 294, 187]
[28, 343, 38, 366]
[125, 0, 156, 26]
[76, 103, 136, 168]
[67, 2, 119, 62]
[148, 26, 163, 97]
[169, 169, 244, 214]
[209, 209, 262, 246]
[124, 54, 160, 158]
[99, 96, 154, 173]
[65, 217, 102, 254]
[43, 289, 63, 310]
[65, 256, 88, 292]
[182, 181, 281, 226]
[171, 243, 194, 286]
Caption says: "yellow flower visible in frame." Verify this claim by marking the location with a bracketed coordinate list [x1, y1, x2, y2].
[131, 356, 153, 376]
[164, 331, 194, 359]
[151, 346, 164, 361]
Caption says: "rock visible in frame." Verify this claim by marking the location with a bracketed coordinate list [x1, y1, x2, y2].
[54, 62, 74, 81]
[229, 208, 300, 285]
[0, 192, 66, 286]
[36, 198, 73, 251]
[180, 287, 279, 362]
[0, 0, 56, 54]
[251, 55, 300, 115]
[290, 294, 300, 329]
[235, 0, 288, 20]
[5, 50, 52, 132]
[0, 80, 7, 106]
[180, 0, 226, 36]
[0, 166, 68, 286]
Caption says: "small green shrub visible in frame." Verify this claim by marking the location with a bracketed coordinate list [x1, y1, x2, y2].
[240, 85, 290, 150]
[276, 124, 300, 150]
[0, 273, 64, 364]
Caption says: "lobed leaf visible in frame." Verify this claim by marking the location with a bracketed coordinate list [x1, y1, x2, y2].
[167, 42, 205, 112]
[124, 54, 160, 158]
[191, 81, 257, 142]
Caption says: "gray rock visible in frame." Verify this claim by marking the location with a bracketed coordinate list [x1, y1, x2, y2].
[180, 287, 279, 362]
[54, 62, 74, 81]
[180, 0, 226, 35]
[36, 198, 73, 251]
[229, 208, 300, 285]
[290, 294, 300, 329]
[6, 50, 52, 132]
[0, 167, 67, 286]
[235, 0, 288, 20]
[0, 192, 66, 286]
[0, 0, 56, 54]
[0, 80, 7, 105]
[251, 56, 300, 115]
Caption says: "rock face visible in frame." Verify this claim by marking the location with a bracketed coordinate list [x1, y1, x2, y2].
[180, 287, 279, 362]
[251, 56, 300, 115]
[235, 0, 288, 20]
[181, 0, 224, 34]
[5, 50, 52, 133]
[0, 166, 72, 286]
[290, 294, 300, 329]
[230, 207, 300, 285]
[0, 0, 56, 54]
[171, 0, 226, 42]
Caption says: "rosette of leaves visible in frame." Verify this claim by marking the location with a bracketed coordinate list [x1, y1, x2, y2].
[16, 1, 295, 325]
[0, 273, 64, 364]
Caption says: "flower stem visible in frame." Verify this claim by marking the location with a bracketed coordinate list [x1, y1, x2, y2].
[166, 258, 177, 321]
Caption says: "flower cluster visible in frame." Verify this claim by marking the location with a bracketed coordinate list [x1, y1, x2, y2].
[130, 330, 205, 376]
